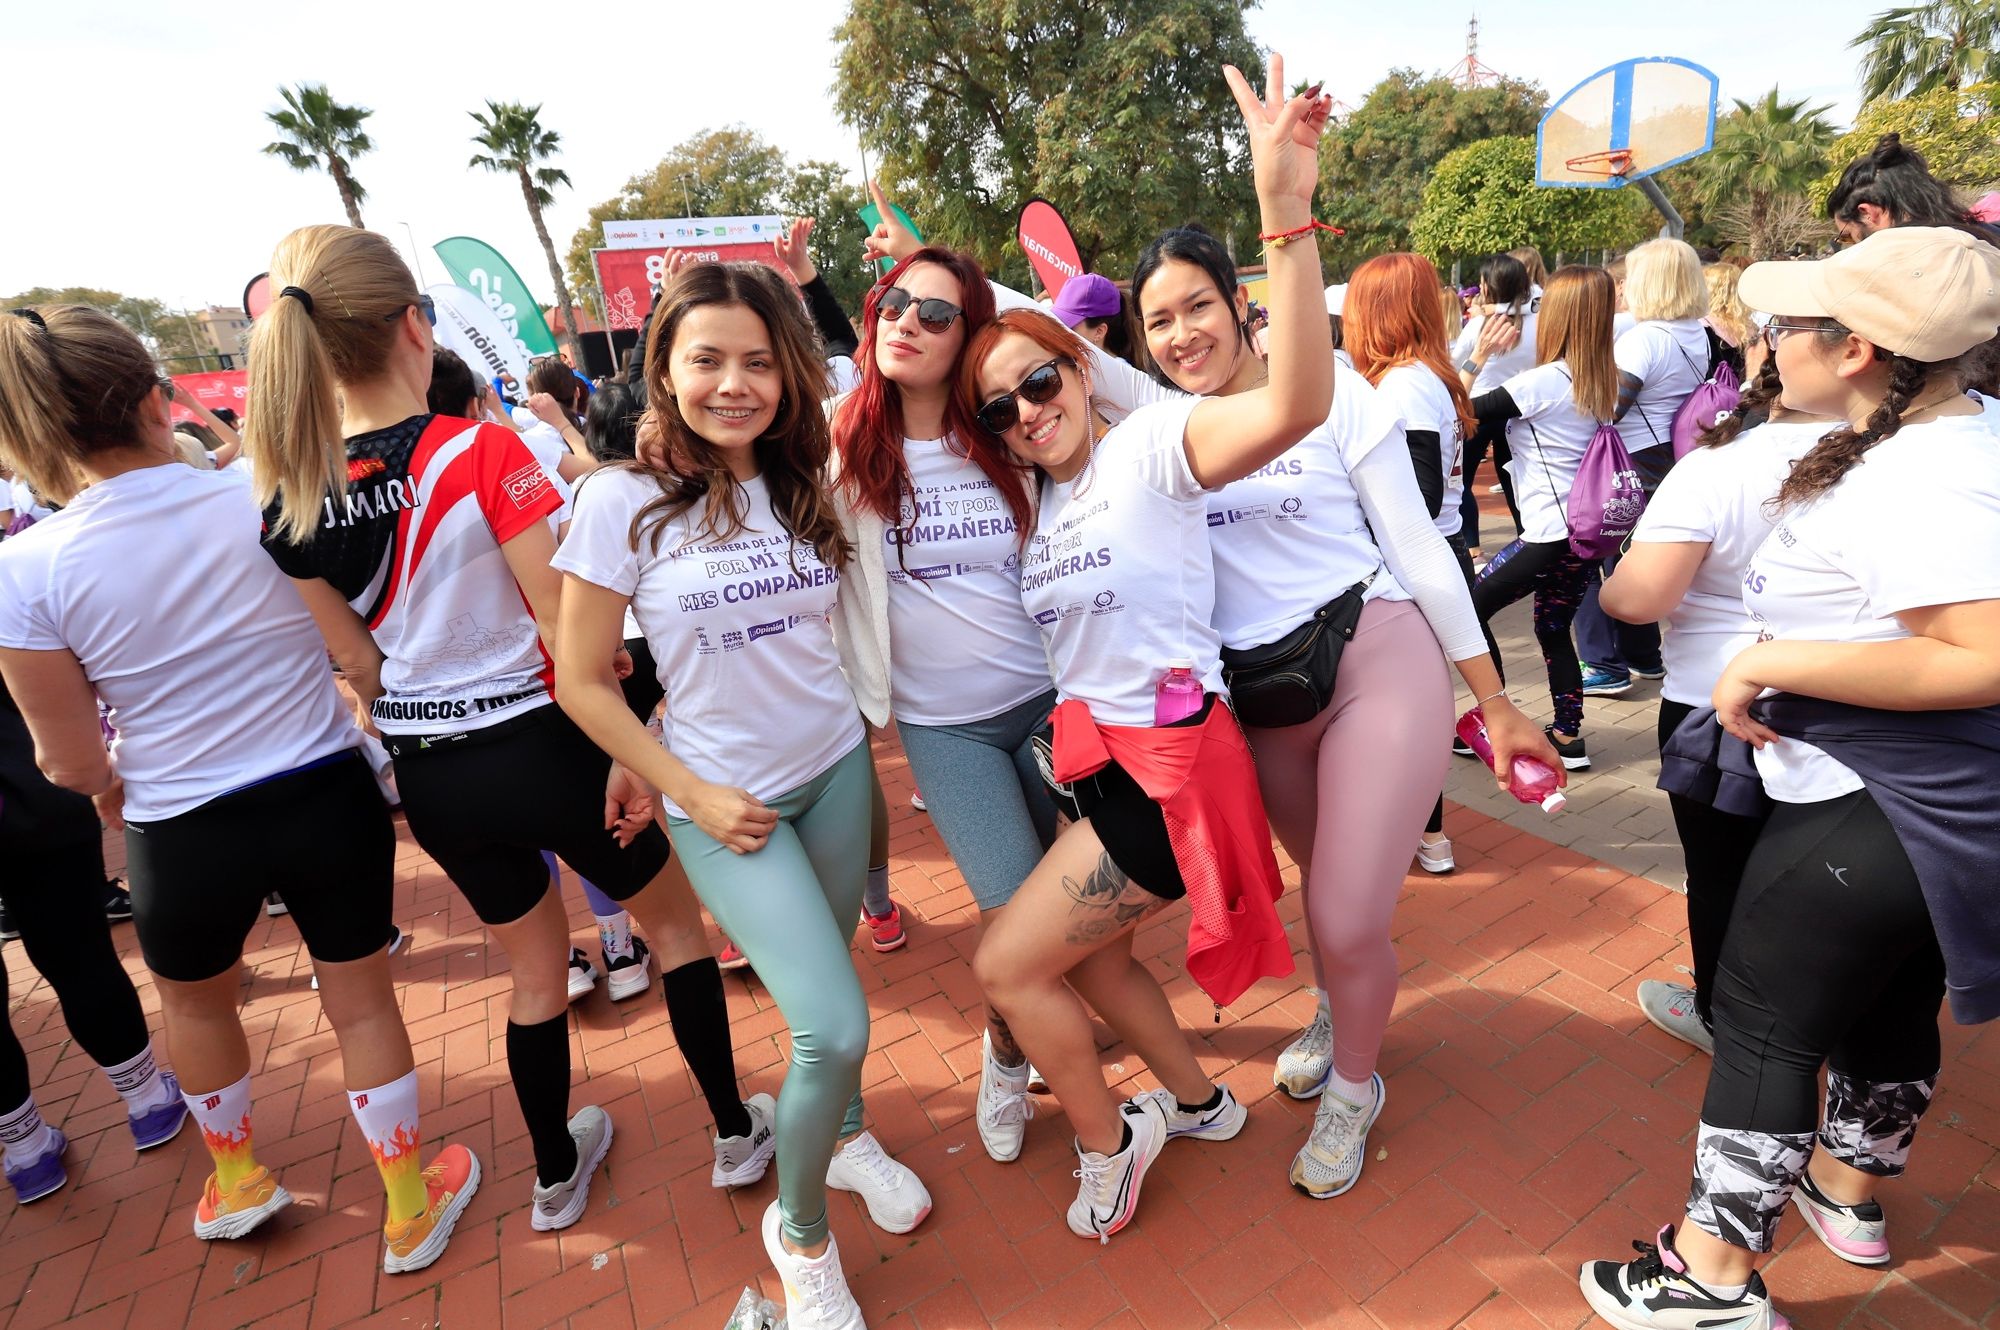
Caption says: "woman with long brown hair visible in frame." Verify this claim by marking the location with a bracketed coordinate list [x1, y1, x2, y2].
[1462, 265, 1623, 769]
[554, 261, 931, 1330]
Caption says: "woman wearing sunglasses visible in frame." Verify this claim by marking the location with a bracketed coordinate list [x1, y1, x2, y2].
[953, 56, 1330, 1242]
[0, 303, 473, 1269]
[248, 226, 765, 1238]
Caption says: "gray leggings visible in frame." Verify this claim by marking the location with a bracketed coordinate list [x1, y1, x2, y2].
[895, 688, 1061, 912]
[666, 740, 872, 1247]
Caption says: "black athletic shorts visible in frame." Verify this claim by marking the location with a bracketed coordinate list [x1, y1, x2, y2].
[1037, 696, 1217, 902]
[384, 701, 671, 926]
[125, 748, 394, 982]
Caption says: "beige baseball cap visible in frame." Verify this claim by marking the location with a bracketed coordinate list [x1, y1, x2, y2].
[1739, 226, 2000, 362]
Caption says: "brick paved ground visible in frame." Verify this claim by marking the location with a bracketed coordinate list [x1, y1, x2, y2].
[2, 495, 1993, 1329]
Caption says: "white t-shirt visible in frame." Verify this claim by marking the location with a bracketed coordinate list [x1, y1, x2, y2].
[1207, 374, 1408, 649]
[1631, 420, 1824, 705]
[1741, 412, 2000, 801]
[1373, 363, 1465, 539]
[883, 437, 1051, 725]
[1614, 319, 1711, 454]
[6, 479, 55, 524]
[1500, 361, 1602, 545]
[0, 466, 356, 822]
[1021, 398, 1222, 725]
[552, 466, 862, 818]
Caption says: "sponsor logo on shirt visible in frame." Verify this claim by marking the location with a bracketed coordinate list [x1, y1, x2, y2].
[501, 462, 553, 506]
[695, 626, 717, 655]
[348, 457, 387, 482]
[910, 562, 953, 580]
[1090, 590, 1124, 616]
[788, 611, 827, 627]
[721, 630, 745, 650]
[1033, 609, 1059, 625]
[1227, 504, 1271, 523]
[1057, 602, 1085, 619]
[1206, 512, 1226, 527]
[1280, 497, 1304, 514]
[748, 619, 787, 642]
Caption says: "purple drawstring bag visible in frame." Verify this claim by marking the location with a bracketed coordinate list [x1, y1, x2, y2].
[1529, 417, 1647, 561]
[1671, 360, 1742, 459]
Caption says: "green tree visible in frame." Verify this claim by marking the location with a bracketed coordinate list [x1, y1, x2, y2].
[1691, 88, 1838, 258]
[1317, 69, 1548, 274]
[1810, 81, 2000, 211]
[834, 0, 1264, 286]
[1410, 137, 1653, 271]
[470, 100, 583, 364]
[1852, 0, 2000, 105]
[564, 126, 791, 293]
[4, 287, 215, 370]
[263, 83, 374, 228]
[780, 160, 871, 314]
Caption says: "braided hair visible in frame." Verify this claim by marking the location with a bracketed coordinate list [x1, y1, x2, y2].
[1697, 353, 1784, 449]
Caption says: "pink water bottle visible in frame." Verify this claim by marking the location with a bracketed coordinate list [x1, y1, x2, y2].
[1455, 707, 1567, 812]
[1155, 659, 1205, 726]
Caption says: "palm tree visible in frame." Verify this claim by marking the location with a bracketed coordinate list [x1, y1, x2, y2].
[1853, 1, 2000, 105]
[469, 101, 583, 364]
[263, 84, 374, 228]
[1697, 89, 1839, 258]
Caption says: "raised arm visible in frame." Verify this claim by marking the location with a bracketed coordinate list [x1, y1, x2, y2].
[1180, 54, 1335, 488]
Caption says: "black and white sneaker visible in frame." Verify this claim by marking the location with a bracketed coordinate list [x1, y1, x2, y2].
[1451, 734, 1477, 758]
[0, 900, 17, 942]
[1545, 726, 1591, 771]
[1066, 1096, 1167, 1243]
[565, 948, 599, 1003]
[266, 893, 289, 918]
[603, 937, 652, 1002]
[102, 879, 132, 923]
[1130, 1085, 1246, 1142]
[1579, 1225, 1790, 1329]
[711, 1092, 776, 1187]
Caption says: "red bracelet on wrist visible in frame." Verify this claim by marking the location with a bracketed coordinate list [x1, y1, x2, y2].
[1258, 219, 1346, 246]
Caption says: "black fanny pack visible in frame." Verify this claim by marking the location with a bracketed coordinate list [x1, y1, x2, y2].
[1219, 573, 1374, 729]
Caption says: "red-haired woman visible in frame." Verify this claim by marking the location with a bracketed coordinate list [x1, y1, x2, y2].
[1344, 252, 1488, 876]
[958, 55, 1332, 1240]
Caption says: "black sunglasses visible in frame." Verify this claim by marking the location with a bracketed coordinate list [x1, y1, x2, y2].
[977, 358, 1070, 435]
[156, 375, 176, 402]
[876, 286, 963, 334]
[386, 295, 437, 327]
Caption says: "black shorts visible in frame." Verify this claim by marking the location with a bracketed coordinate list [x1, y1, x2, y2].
[620, 637, 664, 723]
[384, 702, 671, 926]
[1037, 696, 1217, 902]
[125, 749, 394, 982]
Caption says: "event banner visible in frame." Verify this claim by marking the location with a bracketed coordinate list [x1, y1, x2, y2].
[429, 283, 535, 388]
[170, 370, 248, 425]
[590, 244, 784, 330]
[600, 216, 784, 250]
[432, 236, 559, 358]
[1017, 198, 1084, 298]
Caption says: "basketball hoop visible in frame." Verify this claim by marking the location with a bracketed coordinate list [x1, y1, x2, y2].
[1564, 149, 1634, 179]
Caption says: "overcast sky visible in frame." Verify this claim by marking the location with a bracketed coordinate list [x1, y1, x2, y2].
[7, 0, 1886, 310]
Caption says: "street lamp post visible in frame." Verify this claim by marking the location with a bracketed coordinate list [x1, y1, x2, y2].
[398, 222, 431, 289]
[678, 174, 695, 219]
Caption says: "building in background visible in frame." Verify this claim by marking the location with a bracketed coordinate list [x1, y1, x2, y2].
[192, 306, 251, 366]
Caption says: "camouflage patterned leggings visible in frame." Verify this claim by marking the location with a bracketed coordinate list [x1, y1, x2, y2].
[1470, 537, 1597, 737]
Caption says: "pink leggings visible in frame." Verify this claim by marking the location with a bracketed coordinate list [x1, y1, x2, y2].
[1243, 598, 1451, 1083]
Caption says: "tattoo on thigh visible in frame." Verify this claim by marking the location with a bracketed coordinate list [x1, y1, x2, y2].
[1060, 851, 1160, 946]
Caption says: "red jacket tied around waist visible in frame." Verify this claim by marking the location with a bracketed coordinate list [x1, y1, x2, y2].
[1049, 698, 1293, 1006]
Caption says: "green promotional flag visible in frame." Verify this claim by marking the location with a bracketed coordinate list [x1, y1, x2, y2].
[433, 236, 559, 357]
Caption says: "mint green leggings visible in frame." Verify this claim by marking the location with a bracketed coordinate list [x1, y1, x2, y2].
[666, 739, 872, 1246]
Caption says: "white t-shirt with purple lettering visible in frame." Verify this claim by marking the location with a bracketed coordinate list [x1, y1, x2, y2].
[883, 436, 1051, 725]
[553, 466, 862, 817]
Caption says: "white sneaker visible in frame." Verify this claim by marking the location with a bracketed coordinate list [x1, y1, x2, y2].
[530, 1106, 613, 1232]
[826, 1130, 931, 1234]
[603, 936, 652, 1002]
[712, 1093, 777, 1188]
[1636, 980, 1715, 1055]
[1068, 1096, 1167, 1243]
[565, 948, 598, 1004]
[761, 1201, 865, 1330]
[1417, 832, 1455, 874]
[1289, 1073, 1385, 1200]
[1131, 1085, 1246, 1142]
[1274, 993, 1333, 1099]
[976, 1032, 1034, 1163]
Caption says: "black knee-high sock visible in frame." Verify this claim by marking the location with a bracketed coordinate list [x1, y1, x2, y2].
[0, 951, 27, 1110]
[662, 958, 752, 1138]
[506, 1015, 578, 1186]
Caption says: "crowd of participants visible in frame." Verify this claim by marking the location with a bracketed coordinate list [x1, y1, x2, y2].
[1, 58, 1997, 1329]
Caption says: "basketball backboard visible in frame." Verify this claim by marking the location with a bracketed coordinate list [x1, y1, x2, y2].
[1536, 57, 1719, 189]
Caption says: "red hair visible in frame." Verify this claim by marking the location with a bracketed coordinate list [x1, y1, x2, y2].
[1343, 252, 1477, 439]
[831, 248, 1029, 539]
[957, 310, 1093, 499]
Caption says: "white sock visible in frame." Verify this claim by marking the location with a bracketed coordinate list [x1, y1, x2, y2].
[102, 1043, 176, 1114]
[0, 1095, 55, 1169]
[1701, 1278, 1749, 1301]
[1327, 1071, 1374, 1107]
[595, 913, 634, 960]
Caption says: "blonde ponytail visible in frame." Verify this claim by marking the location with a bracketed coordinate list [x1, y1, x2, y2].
[0, 306, 159, 506]
[245, 225, 419, 544]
